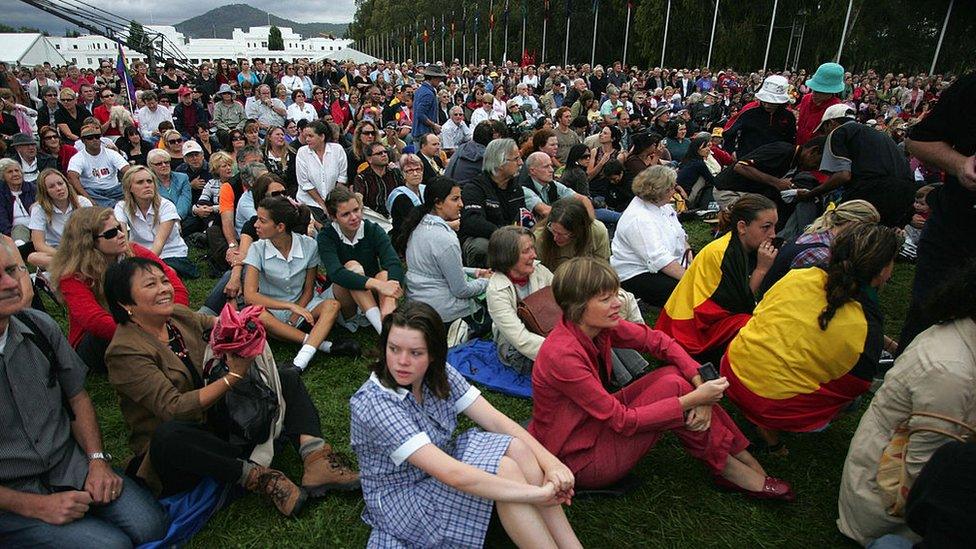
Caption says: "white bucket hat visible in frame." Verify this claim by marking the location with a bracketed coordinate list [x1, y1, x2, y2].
[755, 75, 790, 104]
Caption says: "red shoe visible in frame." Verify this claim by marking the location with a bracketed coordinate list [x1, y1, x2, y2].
[713, 475, 795, 502]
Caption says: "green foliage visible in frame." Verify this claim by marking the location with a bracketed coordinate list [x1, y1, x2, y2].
[268, 25, 284, 50]
[352, 0, 974, 73]
[0, 24, 42, 33]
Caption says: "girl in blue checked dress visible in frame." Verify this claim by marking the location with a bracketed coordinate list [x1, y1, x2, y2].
[350, 301, 582, 548]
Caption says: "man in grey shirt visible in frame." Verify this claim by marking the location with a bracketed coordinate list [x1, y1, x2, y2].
[245, 84, 287, 132]
[0, 242, 168, 547]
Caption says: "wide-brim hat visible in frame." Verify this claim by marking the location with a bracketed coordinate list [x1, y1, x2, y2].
[422, 65, 448, 78]
[652, 105, 670, 121]
[10, 132, 35, 147]
[216, 83, 236, 97]
[755, 75, 790, 104]
[807, 62, 845, 94]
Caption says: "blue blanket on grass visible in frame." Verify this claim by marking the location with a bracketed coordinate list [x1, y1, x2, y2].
[448, 339, 532, 399]
[138, 477, 237, 549]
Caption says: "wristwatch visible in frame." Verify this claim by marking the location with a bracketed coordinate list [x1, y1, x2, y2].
[87, 451, 113, 463]
[227, 242, 238, 249]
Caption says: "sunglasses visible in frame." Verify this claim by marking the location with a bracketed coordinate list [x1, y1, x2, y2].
[232, 136, 245, 141]
[361, 130, 377, 136]
[150, 161, 168, 167]
[167, 139, 182, 145]
[101, 94, 113, 99]
[82, 135, 100, 141]
[269, 190, 286, 197]
[96, 225, 123, 240]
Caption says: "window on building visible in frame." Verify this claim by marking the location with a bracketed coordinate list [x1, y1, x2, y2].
[262, 42, 267, 48]
[73, 45, 78, 49]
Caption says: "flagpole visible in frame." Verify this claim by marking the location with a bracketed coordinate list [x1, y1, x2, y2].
[836, 0, 852, 62]
[503, 0, 510, 62]
[542, 17, 547, 63]
[564, 13, 571, 66]
[931, 0, 954, 74]
[442, 14, 446, 64]
[661, 0, 671, 67]
[520, 5, 526, 62]
[707, 0, 719, 69]
[590, 6, 598, 67]
[622, 2, 631, 67]
[489, 0, 494, 63]
[762, 0, 778, 72]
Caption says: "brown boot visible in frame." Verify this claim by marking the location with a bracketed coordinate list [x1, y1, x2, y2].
[243, 465, 307, 517]
[302, 444, 361, 497]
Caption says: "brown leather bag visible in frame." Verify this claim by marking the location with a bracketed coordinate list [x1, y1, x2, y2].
[516, 286, 561, 336]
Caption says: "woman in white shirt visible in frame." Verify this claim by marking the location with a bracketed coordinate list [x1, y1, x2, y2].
[295, 120, 348, 224]
[28, 168, 93, 269]
[114, 166, 198, 279]
[286, 89, 317, 123]
[611, 165, 691, 308]
[469, 92, 502, 129]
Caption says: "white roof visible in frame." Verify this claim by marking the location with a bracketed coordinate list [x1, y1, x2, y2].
[315, 47, 380, 65]
[0, 34, 66, 66]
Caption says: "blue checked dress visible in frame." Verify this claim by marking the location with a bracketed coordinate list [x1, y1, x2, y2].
[350, 364, 513, 548]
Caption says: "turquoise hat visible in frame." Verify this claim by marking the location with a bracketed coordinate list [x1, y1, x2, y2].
[807, 62, 845, 94]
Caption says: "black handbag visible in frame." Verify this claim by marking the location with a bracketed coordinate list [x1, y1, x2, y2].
[204, 358, 279, 447]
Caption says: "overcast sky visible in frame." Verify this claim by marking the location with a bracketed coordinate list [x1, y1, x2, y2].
[7, 1, 355, 34]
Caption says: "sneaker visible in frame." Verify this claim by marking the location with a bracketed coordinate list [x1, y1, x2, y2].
[329, 339, 361, 358]
[302, 445, 361, 497]
[243, 465, 307, 517]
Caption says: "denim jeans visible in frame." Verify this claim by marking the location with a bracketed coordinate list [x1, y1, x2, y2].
[0, 474, 169, 549]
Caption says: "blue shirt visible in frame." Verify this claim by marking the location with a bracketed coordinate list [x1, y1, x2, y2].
[156, 171, 191, 220]
[243, 233, 320, 302]
[411, 81, 439, 139]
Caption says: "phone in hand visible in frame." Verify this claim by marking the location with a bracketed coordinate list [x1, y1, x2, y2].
[698, 362, 719, 382]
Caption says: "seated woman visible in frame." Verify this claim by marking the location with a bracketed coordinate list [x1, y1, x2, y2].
[113, 166, 198, 279]
[317, 186, 404, 334]
[398, 177, 491, 327]
[350, 300, 582, 548]
[838, 262, 976, 546]
[486, 226, 641, 375]
[675, 136, 718, 210]
[49, 206, 189, 372]
[530, 256, 793, 500]
[655, 194, 778, 361]
[612, 166, 692, 308]
[147, 149, 191, 221]
[534, 196, 610, 273]
[27, 168, 93, 269]
[758, 199, 880, 297]
[722, 224, 899, 451]
[103, 257, 359, 517]
[243, 196, 359, 370]
[0, 158, 36, 251]
[386, 153, 426, 241]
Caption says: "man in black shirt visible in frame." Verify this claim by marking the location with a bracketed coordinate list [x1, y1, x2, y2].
[459, 138, 527, 267]
[897, 73, 976, 355]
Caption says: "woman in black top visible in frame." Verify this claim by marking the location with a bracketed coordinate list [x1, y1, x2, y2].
[115, 126, 148, 167]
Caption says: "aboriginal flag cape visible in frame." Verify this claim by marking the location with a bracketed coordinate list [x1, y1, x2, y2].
[654, 231, 755, 356]
[720, 268, 883, 432]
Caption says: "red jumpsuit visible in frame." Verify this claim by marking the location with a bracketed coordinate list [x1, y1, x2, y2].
[529, 318, 750, 489]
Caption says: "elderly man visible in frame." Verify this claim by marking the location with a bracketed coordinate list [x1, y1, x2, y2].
[353, 142, 404, 218]
[66, 126, 130, 206]
[6, 133, 56, 184]
[459, 138, 527, 267]
[513, 83, 541, 122]
[134, 91, 174, 143]
[245, 84, 287, 131]
[172, 86, 210, 140]
[522, 151, 594, 219]
[412, 65, 447, 140]
[439, 106, 472, 154]
[0, 242, 169, 548]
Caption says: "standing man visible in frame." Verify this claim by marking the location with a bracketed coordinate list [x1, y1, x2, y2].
[796, 63, 843, 146]
[896, 73, 976, 355]
[412, 66, 446, 140]
[0, 242, 169, 547]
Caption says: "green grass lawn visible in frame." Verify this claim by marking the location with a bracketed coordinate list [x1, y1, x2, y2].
[44, 220, 914, 548]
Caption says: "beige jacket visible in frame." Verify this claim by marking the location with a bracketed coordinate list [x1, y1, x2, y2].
[486, 261, 643, 361]
[837, 318, 976, 545]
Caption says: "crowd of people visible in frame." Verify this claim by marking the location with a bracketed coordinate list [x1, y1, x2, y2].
[0, 52, 973, 548]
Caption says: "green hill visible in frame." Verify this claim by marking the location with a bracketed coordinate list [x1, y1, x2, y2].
[174, 3, 348, 40]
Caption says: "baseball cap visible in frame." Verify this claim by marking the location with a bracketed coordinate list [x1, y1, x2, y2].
[815, 104, 856, 132]
[182, 140, 204, 156]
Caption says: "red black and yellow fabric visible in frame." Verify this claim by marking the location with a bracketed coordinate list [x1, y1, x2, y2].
[720, 267, 883, 432]
[654, 231, 756, 356]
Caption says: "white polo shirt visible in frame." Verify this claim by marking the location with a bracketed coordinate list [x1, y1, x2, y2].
[67, 146, 128, 192]
[295, 143, 348, 210]
[113, 197, 188, 260]
[28, 196, 94, 246]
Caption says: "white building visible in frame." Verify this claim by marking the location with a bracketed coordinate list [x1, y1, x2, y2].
[0, 33, 66, 66]
[47, 25, 351, 68]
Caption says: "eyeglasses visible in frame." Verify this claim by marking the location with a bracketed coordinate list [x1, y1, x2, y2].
[42, 134, 59, 140]
[101, 94, 113, 99]
[547, 223, 573, 240]
[504, 155, 522, 164]
[232, 136, 245, 141]
[269, 190, 285, 197]
[361, 130, 377, 136]
[166, 139, 182, 145]
[61, 97, 75, 102]
[370, 150, 388, 157]
[44, 93, 57, 97]
[150, 161, 168, 167]
[1, 264, 27, 280]
[81, 135, 100, 141]
[96, 225, 123, 240]
[402, 166, 423, 173]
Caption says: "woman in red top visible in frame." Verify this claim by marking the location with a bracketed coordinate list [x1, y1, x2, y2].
[49, 206, 188, 373]
[530, 257, 793, 501]
[37, 125, 78, 173]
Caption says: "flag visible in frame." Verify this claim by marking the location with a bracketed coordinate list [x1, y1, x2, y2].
[442, 14, 446, 37]
[489, 11, 496, 30]
[423, 28, 430, 43]
[503, 0, 510, 25]
[474, 10, 480, 33]
[115, 44, 136, 109]
[451, 15, 456, 36]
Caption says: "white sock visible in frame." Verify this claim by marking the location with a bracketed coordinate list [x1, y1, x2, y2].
[293, 344, 317, 370]
[318, 340, 332, 353]
[364, 307, 383, 334]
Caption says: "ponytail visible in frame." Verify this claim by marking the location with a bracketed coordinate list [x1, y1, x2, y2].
[717, 193, 777, 235]
[259, 195, 311, 235]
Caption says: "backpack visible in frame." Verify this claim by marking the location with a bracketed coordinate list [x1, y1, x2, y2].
[13, 310, 74, 420]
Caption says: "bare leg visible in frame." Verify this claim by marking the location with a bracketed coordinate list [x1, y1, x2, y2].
[304, 299, 341, 349]
[335, 260, 379, 319]
[494, 456, 558, 549]
[260, 310, 308, 344]
[504, 439, 582, 549]
[731, 449, 767, 477]
[372, 270, 398, 318]
[719, 455, 765, 491]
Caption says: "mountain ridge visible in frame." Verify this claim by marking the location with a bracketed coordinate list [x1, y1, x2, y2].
[174, 4, 349, 40]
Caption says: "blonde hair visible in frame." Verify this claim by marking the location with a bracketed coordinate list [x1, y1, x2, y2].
[804, 200, 880, 234]
[35, 168, 82, 222]
[632, 165, 677, 203]
[210, 151, 234, 175]
[121, 166, 162, 227]
[161, 130, 182, 151]
[49, 206, 132, 302]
